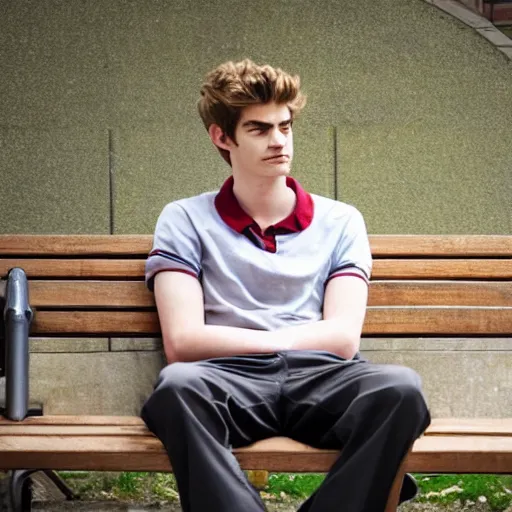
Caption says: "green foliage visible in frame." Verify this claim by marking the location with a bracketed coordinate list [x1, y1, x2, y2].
[57, 471, 512, 511]
[265, 473, 512, 511]
[266, 473, 325, 498]
[415, 474, 512, 512]
[114, 472, 148, 497]
[150, 473, 180, 501]
[58, 471, 179, 502]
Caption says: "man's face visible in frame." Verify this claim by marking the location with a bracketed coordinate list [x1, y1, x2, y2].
[228, 102, 294, 178]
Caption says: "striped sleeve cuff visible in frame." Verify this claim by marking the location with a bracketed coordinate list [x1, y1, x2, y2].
[145, 250, 200, 291]
[326, 266, 370, 286]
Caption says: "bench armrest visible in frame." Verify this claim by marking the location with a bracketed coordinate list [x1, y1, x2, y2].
[3, 268, 33, 421]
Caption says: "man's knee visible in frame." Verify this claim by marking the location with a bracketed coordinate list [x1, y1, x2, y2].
[383, 364, 422, 391]
[155, 362, 208, 395]
[141, 362, 210, 429]
[377, 365, 429, 424]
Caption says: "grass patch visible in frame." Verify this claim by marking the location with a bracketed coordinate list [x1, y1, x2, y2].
[56, 471, 512, 511]
[415, 474, 512, 511]
[58, 471, 179, 503]
[266, 473, 512, 511]
[266, 473, 325, 498]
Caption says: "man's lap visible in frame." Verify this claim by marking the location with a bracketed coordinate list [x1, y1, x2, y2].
[151, 351, 424, 448]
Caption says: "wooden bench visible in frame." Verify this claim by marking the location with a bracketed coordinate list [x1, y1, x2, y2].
[1, 234, 511, 510]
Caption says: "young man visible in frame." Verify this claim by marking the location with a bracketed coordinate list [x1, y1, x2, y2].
[142, 59, 430, 512]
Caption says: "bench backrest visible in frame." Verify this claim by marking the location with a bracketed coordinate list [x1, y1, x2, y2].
[0, 235, 511, 338]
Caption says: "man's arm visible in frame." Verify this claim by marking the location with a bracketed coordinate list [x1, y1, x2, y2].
[274, 275, 369, 359]
[154, 271, 290, 363]
[155, 271, 367, 364]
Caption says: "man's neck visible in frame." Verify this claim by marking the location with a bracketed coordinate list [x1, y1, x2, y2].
[232, 173, 296, 231]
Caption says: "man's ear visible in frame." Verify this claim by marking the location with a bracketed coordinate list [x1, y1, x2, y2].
[208, 124, 231, 151]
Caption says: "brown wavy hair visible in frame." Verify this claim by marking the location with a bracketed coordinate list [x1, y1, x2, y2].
[198, 59, 306, 162]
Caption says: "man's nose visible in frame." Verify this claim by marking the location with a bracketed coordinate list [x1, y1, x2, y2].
[269, 128, 286, 147]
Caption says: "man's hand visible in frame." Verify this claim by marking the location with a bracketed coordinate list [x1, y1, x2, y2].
[267, 275, 368, 359]
[315, 274, 369, 357]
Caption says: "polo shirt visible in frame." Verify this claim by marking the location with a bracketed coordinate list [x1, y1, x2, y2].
[146, 177, 372, 332]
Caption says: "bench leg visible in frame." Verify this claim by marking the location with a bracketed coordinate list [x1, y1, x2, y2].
[10, 470, 34, 512]
[384, 452, 409, 512]
[7, 469, 75, 512]
[37, 470, 75, 500]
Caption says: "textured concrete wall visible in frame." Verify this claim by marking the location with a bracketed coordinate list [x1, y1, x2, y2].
[1, 0, 510, 234]
[26, 337, 512, 417]
[1, 0, 510, 418]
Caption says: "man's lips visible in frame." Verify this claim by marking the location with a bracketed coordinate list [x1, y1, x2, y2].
[263, 155, 289, 162]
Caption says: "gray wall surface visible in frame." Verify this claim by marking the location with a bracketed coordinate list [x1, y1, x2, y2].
[27, 337, 512, 418]
[1, 0, 511, 234]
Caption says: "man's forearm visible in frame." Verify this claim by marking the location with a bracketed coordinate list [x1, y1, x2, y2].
[166, 319, 358, 363]
[273, 319, 360, 359]
[164, 324, 290, 363]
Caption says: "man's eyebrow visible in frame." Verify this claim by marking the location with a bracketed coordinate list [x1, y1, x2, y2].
[242, 119, 292, 129]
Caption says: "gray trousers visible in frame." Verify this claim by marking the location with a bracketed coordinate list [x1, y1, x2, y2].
[141, 350, 430, 512]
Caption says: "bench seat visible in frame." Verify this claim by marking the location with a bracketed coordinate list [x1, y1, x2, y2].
[0, 416, 511, 473]
[0, 234, 511, 511]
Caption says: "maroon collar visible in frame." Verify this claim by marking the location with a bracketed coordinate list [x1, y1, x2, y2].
[214, 176, 314, 234]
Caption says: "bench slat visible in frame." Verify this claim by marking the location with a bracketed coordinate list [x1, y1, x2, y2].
[373, 259, 512, 279]
[0, 259, 145, 278]
[369, 235, 512, 257]
[26, 280, 512, 308]
[2, 259, 511, 279]
[367, 307, 512, 335]
[0, 434, 510, 473]
[1, 235, 510, 257]
[0, 235, 152, 257]
[29, 281, 154, 308]
[29, 308, 512, 336]
[1, 417, 510, 436]
[369, 281, 512, 307]
[0, 416, 143, 426]
[0, 426, 150, 436]
[427, 418, 512, 436]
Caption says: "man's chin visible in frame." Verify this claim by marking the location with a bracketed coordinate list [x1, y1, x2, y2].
[247, 164, 292, 179]
[266, 164, 292, 176]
